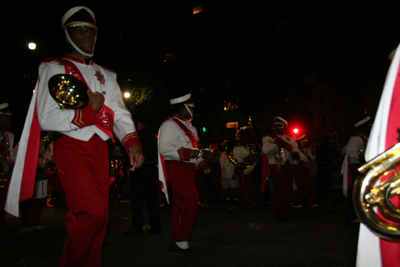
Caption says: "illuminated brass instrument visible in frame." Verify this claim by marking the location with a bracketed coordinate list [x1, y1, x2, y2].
[274, 147, 286, 171]
[353, 142, 400, 241]
[48, 74, 89, 109]
[226, 143, 258, 169]
[226, 117, 259, 174]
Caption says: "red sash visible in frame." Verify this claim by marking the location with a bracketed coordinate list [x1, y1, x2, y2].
[171, 116, 199, 148]
[57, 59, 114, 140]
[271, 133, 293, 153]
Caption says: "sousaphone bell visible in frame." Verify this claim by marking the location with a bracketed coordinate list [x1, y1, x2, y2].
[48, 74, 89, 109]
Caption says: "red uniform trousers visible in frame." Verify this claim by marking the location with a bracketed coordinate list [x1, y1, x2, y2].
[165, 160, 199, 241]
[293, 165, 315, 207]
[54, 135, 109, 267]
[235, 167, 253, 206]
[270, 164, 293, 219]
[0, 180, 10, 244]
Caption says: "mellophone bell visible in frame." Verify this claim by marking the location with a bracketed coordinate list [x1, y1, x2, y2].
[353, 141, 400, 241]
[48, 74, 90, 109]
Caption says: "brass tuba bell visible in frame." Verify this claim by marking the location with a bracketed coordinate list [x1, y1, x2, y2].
[353, 142, 400, 241]
[48, 74, 89, 109]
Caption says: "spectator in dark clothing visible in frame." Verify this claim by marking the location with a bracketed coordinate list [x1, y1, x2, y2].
[315, 129, 343, 207]
[123, 117, 162, 236]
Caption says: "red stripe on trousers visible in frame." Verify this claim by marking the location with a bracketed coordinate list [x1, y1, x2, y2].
[165, 160, 198, 241]
[54, 135, 109, 267]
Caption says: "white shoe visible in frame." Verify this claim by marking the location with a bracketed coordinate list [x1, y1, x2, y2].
[175, 241, 190, 250]
[292, 204, 302, 208]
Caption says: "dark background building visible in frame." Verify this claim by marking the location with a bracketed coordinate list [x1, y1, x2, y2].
[2, 0, 400, 147]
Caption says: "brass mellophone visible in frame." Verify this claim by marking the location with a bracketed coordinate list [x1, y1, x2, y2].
[353, 142, 400, 241]
[48, 74, 89, 109]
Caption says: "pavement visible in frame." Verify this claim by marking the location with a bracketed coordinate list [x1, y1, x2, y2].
[0, 199, 360, 267]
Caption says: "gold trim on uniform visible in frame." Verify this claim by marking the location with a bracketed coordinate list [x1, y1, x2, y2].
[121, 132, 139, 147]
[72, 110, 85, 128]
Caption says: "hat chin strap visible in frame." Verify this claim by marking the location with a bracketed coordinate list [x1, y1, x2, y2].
[65, 28, 96, 58]
[184, 104, 193, 119]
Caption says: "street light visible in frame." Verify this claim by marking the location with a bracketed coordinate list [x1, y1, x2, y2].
[27, 42, 50, 57]
[124, 92, 130, 98]
[28, 42, 37, 50]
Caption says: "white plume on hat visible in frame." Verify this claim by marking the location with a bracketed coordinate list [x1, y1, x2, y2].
[0, 103, 9, 111]
[170, 93, 192, 105]
[274, 116, 288, 126]
[354, 116, 371, 128]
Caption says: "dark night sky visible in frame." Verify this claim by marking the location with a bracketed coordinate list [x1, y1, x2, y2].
[2, 0, 400, 139]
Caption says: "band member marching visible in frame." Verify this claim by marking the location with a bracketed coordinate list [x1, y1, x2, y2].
[354, 44, 400, 267]
[229, 126, 257, 207]
[158, 93, 211, 254]
[292, 134, 317, 209]
[262, 116, 301, 222]
[341, 116, 371, 222]
[5, 6, 144, 266]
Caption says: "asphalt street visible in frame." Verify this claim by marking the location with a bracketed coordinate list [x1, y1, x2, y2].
[1, 199, 359, 267]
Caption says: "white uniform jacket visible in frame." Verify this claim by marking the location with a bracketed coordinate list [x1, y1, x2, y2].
[262, 134, 302, 165]
[345, 134, 368, 164]
[157, 114, 203, 203]
[5, 54, 140, 217]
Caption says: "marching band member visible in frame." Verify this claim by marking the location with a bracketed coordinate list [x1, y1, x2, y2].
[355, 44, 400, 267]
[341, 116, 371, 223]
[5, 6, 143, 266]
[262, 116, 301, 222]
[292, 134, 317, 209]
[232, 128, 255, 207]
[158, 93, 210, 254]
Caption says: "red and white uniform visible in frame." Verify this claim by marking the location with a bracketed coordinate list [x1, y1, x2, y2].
[341, 132, 368, 196]
[5, 54, 141, 266]
[356, 43, 400, 267]
[158, 114, 206, 241]
[292, 144, 316, 207]
[262, 133, 301, 218]
[233, 144, 253, 206]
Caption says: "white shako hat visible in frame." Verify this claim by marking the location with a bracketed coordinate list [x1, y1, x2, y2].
[62, 6, 97, 58]
[170, 93, 195, 107]
[273, 116, 288, 126]
[354, 116, 371, 128]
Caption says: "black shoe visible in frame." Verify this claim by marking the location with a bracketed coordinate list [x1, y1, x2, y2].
[169, 241, 192, 255]
[147, 227, 162, 235]
[123, 229, 143, 237]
